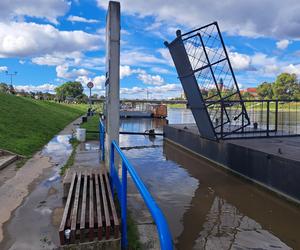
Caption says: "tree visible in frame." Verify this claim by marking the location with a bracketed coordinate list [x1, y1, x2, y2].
[273, 73, 300, 100]
[55, 81, 84, 101]
[242, 91, 255, 100]
[0, 83, 9, 93]
[257, 82, 273, 99]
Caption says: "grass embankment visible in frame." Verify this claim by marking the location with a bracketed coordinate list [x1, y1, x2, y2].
[80, 115, 100, 140]
[167, 103, 186, 108]
[0, 93, 87, 157]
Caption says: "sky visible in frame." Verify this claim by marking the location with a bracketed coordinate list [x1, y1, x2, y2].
[1, 0, 300, 99]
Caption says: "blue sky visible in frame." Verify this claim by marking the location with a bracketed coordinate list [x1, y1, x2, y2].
[1, 0, 300, 99]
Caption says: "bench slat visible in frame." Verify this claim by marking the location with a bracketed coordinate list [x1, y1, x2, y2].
[103, 169, 120, 238]
[59, 172, 76, 245]
[94, 171, 103, 240]
[71, 172, 82, 241]
[100, 171, 111, 239]
[89, 172, 94, 241]
[80, 172, 88, 241]
[60, 169, 120, 245]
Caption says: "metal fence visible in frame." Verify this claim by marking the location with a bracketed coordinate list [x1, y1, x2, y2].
[110, 140, 173, 250]
[214, 99, 300, 139]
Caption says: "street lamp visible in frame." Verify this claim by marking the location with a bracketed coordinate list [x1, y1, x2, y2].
[5, 71, 17, 86]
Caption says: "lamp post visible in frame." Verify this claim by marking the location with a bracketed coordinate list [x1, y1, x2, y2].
[6, 71, 17, 86]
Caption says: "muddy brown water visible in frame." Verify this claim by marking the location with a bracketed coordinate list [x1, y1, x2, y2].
[121, 108, 300, 249]
[1, 109, 300, 249]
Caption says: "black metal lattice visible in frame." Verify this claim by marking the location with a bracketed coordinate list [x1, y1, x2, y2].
[167, 22, 250, 139]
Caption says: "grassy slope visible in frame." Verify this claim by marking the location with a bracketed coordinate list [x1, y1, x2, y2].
[80, 115, 99, 140]
[0, 93, 87, 156]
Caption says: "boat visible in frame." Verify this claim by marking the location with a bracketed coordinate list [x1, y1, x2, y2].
[120, 103, 167, 118]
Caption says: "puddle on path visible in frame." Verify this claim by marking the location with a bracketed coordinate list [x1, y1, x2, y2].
[0, 135, 72, 250]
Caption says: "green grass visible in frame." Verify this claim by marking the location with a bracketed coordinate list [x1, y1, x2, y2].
[15, 158, 28, 169]
[60, 138, 79, 176]
[80, 115, 100, 140]
[127, 211, 142, 249]
[0, 93, 87, 156]
[114, 194, 141, 249]
[167, 103, 186, 108]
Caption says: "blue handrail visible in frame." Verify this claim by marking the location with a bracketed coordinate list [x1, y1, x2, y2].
[99, 119, 105, 161]
[110, 140, 173, 250]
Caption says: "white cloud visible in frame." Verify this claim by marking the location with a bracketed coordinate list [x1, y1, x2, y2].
[282, 64, 300, 76]
[0, 22, 100, 58]
[157, 48, 174, 66]
[0, 66, 8, 72]
[14, 84, 57, 93]
[76, 75, 106, 90]
[151, 67, 171, 74]
[0, 0, 69, 24]
[97, 0, 300, 39]
[121, 86, 144, 95]
[121, 49, 166, 66]
[251, 53, 277, 67]
[276, 39, 290, 50]
[137, 71, 164, 85]
[120, 65, 132, 79]
[32, 52, 105, 71]
[56, 65, 90, 79]
[67, 15, 99, 24]
[32, 52, 83, 66]
[120, 83, 182, 99]
[229, 52, 251, 71]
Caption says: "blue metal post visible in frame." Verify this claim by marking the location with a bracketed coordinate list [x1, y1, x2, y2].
[99, 120, 105, 162]
[121, 161, 128, 249]
[110, 140, 173, 250]
[110, 143, 115, 196]
[99, 122, 101, 161]
[101, 128, 105, 161]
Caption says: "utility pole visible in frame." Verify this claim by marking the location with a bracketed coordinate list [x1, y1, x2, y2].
[6, 71, 17, 86]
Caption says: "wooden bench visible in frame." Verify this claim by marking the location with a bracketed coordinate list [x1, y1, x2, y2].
[59, 169, 120, 245]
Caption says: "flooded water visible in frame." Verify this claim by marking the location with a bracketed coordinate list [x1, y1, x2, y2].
[0, 135, 72, 250]
[1, 108, 299, 249]
[120, 108, 300, 250]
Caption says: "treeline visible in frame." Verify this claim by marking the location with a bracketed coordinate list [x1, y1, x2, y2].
[253, 73, 300, 100]
[0, 81, 103, 103]
[0, 82, 55, 100]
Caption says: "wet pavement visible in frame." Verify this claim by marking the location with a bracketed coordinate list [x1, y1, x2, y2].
[0, 135, 72, 250]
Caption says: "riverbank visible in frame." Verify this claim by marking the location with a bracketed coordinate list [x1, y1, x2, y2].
[0, 93, 87, 157]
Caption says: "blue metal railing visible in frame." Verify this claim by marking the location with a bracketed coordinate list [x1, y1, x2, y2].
[99, 119, 105, 161]
[110, 140, 173, 250]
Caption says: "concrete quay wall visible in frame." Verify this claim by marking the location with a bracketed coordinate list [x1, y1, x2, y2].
[164, 124, 300, 204]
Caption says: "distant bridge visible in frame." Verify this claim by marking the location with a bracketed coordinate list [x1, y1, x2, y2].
[91, 98, 188, 105]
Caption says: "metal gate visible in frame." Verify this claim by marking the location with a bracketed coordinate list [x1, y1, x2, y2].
[165, 22, 250, 140]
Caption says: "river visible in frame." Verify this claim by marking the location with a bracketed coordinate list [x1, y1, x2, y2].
[120, 107, 300, 250]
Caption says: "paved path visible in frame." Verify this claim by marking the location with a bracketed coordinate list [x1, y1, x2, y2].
[0, 116, 82, 245]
